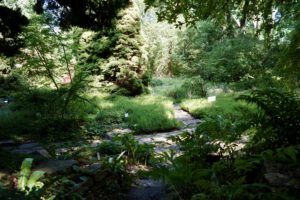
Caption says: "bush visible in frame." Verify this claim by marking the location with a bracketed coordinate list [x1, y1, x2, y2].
[168, 76, 207, 102]
[0, 73, 28, 96]
[238, 89, 300, 149]
[200, 34, 264, 82]
[113, 133, 155, 164]
[0, 87, 94, 140]
[149, 78, 163, 87]
[97, 141, 123, 155]
[171, 20, 272, 83]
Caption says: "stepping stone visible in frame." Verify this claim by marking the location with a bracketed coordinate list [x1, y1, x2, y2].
[107, 128, 133, 139]
[264, 173, 292, 187]
[88, 140, 102, 147]
[239, 135, 249, 143]
[85, 163, 102, 174]
[11, 142, 51, 158]
[0, 140, 16, 151]
[0, 140, 15, 146]
[183, 119, 201, 127]
[34, 160, 78, 174]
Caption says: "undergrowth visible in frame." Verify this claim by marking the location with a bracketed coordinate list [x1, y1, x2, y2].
[149, 89, 300, 200]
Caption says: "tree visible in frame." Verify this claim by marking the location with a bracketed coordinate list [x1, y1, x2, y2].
[35, 0, 130, 30]
[0, 2, 29, 56]
[145, 0, 300, 86]
[141, 5, 179, 76]
[78, 0, 149, 95]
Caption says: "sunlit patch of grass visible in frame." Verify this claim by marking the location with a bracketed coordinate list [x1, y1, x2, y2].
[95, 95, 179, 134]
[180, 94, 257, 119]
[180, 98, 211, 116]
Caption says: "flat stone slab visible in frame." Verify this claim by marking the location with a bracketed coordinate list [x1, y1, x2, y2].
[107, 128, 133, 139]
[174, 105, 201, 127]
[264, 173, 292, 187]
[126, 178, 171, 200]
[88, 140, 102, 147]
[34, 160, 78, 174]
[85, 163, 102, 174]
[11, 142, 50, 158]
[0, 140, 15, 146]
[134, 127, 196, 154]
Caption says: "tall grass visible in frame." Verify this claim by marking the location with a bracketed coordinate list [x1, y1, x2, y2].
[96, 95, 179, 133]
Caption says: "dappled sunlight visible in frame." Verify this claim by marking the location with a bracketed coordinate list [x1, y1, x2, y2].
[180, 93, 258, 118]
[98, 101, 114, 109]
[181, 98, 212, 113]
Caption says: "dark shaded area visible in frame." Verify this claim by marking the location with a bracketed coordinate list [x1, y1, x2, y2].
[35, 0, 130, 30]
[0, 5, 29, 56]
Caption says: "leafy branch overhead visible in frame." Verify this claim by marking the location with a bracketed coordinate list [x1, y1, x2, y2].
[144, 0, 298, 32]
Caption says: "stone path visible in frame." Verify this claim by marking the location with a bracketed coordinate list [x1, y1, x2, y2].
[134, 104, 201, 154]
[125, 105, 201, 200]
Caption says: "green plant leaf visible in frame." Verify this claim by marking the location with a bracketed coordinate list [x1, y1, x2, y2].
[283, 146, 298, 162]
[27, 170, 45, 190]
[117, 151, 126, 161]
[18, 158, 33, 190]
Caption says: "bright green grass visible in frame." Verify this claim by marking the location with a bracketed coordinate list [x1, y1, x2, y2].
[180, 94, 257, 119]
[95, 95, 179, 133]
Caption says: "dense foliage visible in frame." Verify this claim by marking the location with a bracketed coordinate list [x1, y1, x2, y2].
[77, 1, 149, 95]
[35, 0, 130, 29]
[151, 89, 300, 199]
[172, 21, 268, 83]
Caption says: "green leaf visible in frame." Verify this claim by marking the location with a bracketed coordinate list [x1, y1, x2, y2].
[116, 151, 126, 161]
[18, 158, 33, 190]
[284, 146, 298, 162]
[27, 170, 45, 190]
